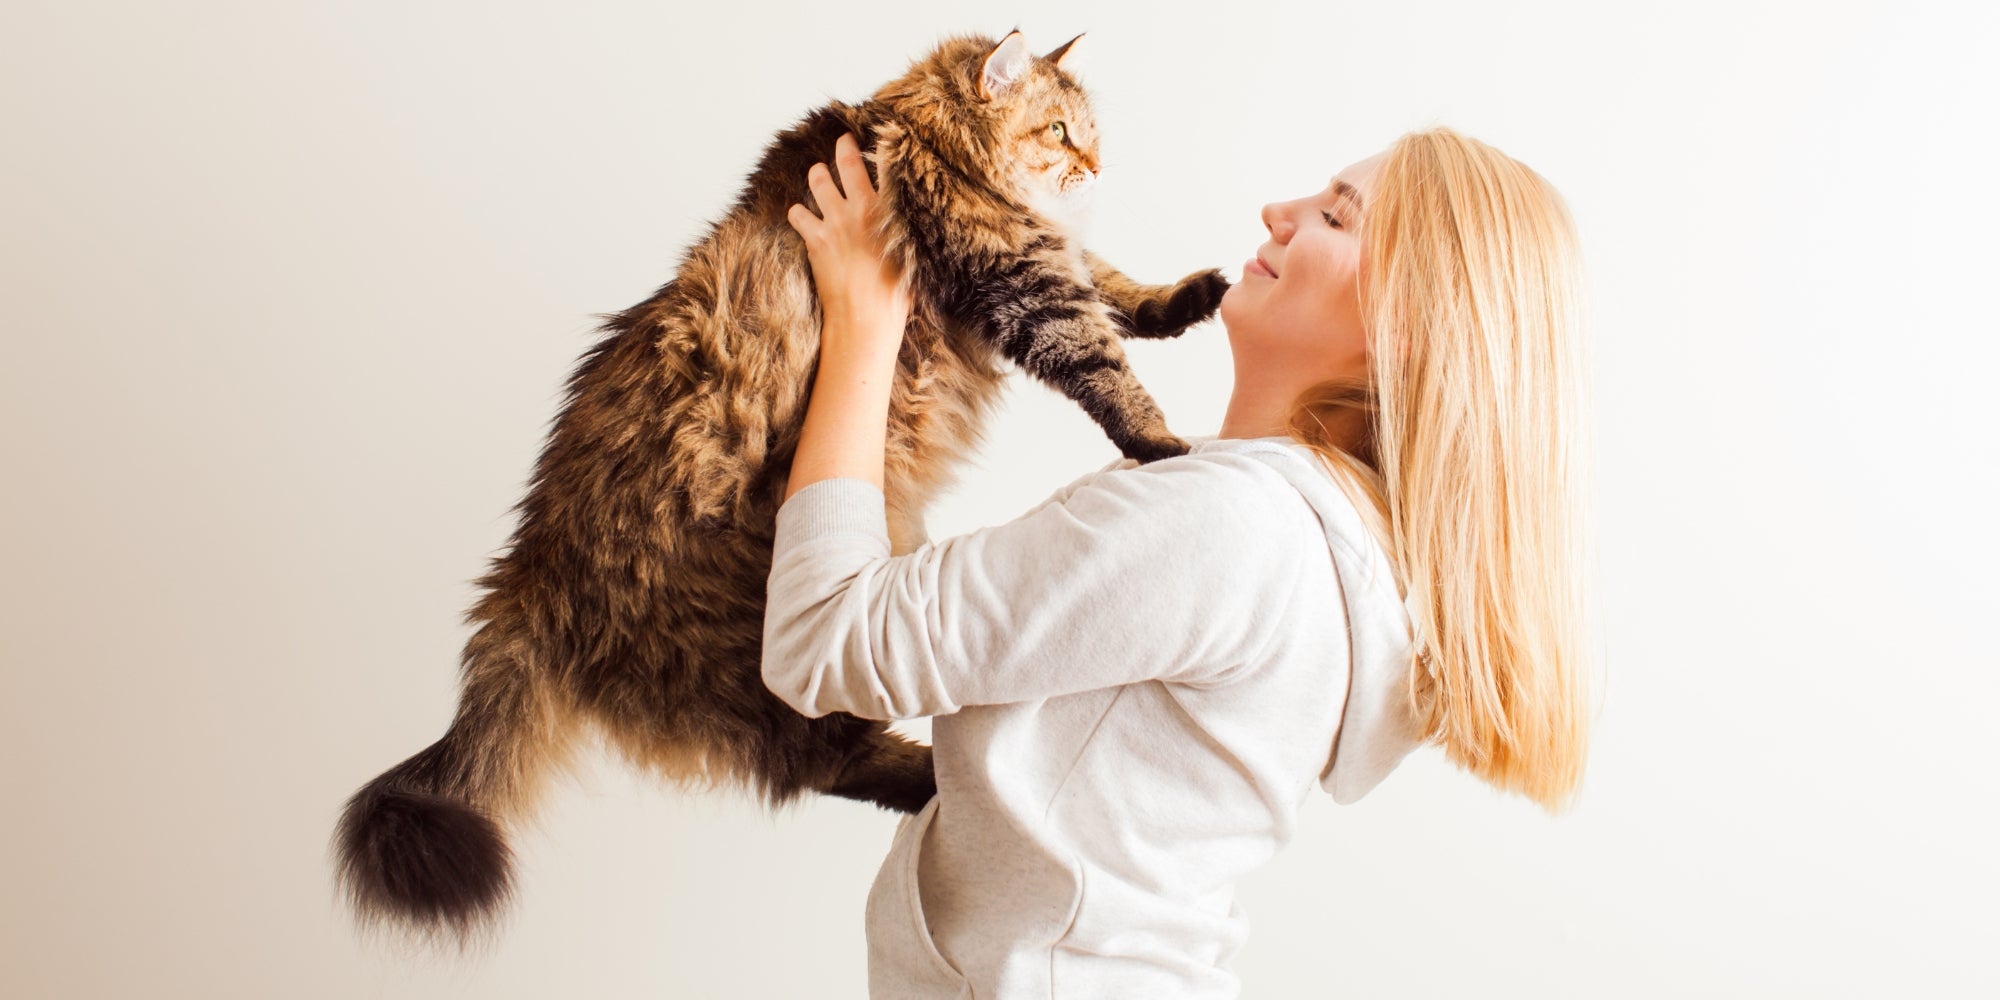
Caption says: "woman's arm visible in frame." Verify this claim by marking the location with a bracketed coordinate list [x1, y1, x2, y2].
[762, 458, 1309, 720]
[782, 131, 911, 503]
[766, 133, 1303, 721]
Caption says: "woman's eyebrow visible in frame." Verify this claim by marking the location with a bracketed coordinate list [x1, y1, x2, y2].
[1332, 178, 1365, 214]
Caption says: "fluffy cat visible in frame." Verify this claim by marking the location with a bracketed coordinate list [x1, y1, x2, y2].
[334, 29, 1231, 944]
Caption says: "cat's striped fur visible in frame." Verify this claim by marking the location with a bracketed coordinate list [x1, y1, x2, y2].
[333, 30, 1229, 946]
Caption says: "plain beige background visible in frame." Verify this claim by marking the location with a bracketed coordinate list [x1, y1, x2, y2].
[3, 0, 1995, 997]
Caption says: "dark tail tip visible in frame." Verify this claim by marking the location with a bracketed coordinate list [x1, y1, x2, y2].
[333, 754, 513, 948]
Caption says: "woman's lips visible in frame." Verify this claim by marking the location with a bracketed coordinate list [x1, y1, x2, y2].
[1246, 255, 1276, 279]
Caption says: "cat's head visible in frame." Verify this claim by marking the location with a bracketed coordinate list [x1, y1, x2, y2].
[880, 31, 1101, 231]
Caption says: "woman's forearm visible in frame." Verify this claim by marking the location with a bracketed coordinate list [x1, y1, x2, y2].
[783, 313, 902, 504]
[779, 131, 911, 505]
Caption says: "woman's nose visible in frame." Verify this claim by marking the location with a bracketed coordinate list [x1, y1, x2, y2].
[1261, 202, 1293, 243]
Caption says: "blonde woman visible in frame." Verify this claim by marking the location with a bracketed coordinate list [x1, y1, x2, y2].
[767, 126, 1597, 999]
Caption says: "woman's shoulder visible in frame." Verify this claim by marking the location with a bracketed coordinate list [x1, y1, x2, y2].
[1122, 436, 1388, 562]
[1095, 435, 1320, 494]
[1060, 440, 1323, 541]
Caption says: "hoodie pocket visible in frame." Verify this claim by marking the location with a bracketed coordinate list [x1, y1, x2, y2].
[866, 796, 966, 997]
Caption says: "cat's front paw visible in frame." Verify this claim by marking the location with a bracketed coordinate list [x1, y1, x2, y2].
[1171, 268, 1232, 324]
[1123, 430, 1193, 464]
[1128, 268, 1232, 339]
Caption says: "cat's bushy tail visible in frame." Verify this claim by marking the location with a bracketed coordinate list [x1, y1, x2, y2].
[333, 635, 567, 948]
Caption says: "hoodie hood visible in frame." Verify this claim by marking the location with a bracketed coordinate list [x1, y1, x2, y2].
[1192, 437, 1428, 804]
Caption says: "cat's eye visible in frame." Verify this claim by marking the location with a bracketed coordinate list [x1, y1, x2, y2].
[1321, 210, 1343, 229]
[1051, 121, 1068, 142]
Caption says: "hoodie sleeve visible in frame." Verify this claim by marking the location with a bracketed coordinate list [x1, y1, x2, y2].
[760, 456, 1302, 720]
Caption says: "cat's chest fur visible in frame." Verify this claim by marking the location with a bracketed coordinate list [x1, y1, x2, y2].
[874, 234, 1097, 551]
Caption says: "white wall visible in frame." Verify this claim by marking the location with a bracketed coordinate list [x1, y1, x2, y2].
[3, 1, 1993, 997]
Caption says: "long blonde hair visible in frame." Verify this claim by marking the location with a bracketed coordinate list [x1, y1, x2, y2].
[1288, 127, 1600, 815]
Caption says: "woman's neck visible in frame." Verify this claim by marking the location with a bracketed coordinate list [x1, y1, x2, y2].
[1216, 378, 1289, 440]
[1217, 392, 1371, 454]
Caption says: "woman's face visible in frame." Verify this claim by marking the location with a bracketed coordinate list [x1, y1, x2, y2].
[1219, 151, 1386, 383]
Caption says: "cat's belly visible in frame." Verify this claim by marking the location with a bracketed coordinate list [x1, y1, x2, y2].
[880, 323, 1010, 547]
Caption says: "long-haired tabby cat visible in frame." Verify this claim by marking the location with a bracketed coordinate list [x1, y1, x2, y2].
[334, 29, 1230, 944]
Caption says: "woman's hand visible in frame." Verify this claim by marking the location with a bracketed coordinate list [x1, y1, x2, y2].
[779, 132, 909, 505]
[786, 132, 911, 366]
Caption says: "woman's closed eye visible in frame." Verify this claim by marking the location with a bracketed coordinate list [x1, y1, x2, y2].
[1321, 210, 1344, 229]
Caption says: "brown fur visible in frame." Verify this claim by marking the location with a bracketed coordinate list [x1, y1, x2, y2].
[333, 29, 1230, 946]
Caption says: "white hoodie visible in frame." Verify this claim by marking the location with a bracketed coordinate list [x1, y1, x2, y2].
[762, 435, 1427, 999]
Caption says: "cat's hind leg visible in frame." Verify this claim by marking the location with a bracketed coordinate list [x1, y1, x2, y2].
[819, 716, 936, 815]
[608, 675, 936, 816]
[750, 707, 935, 814]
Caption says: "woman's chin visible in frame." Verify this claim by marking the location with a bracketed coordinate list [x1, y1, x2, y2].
[1217, 283, 1247, 331]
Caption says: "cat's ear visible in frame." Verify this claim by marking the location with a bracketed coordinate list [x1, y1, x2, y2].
[979, 30, 1031, 101]
[1045, 33, 1085, 72]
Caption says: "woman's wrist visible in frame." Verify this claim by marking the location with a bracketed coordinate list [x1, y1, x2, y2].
[818, 305, 908, 369]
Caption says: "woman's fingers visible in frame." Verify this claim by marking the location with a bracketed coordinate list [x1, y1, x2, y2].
[785, 202, 818, 240]
[833, 132, 872, 205]
[804, 134, 873, 219]
[790, 133, 878, 252]
[806, 160, 840, 210]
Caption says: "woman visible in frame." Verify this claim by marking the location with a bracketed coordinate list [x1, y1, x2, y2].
[765, 126, 1596, 998]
